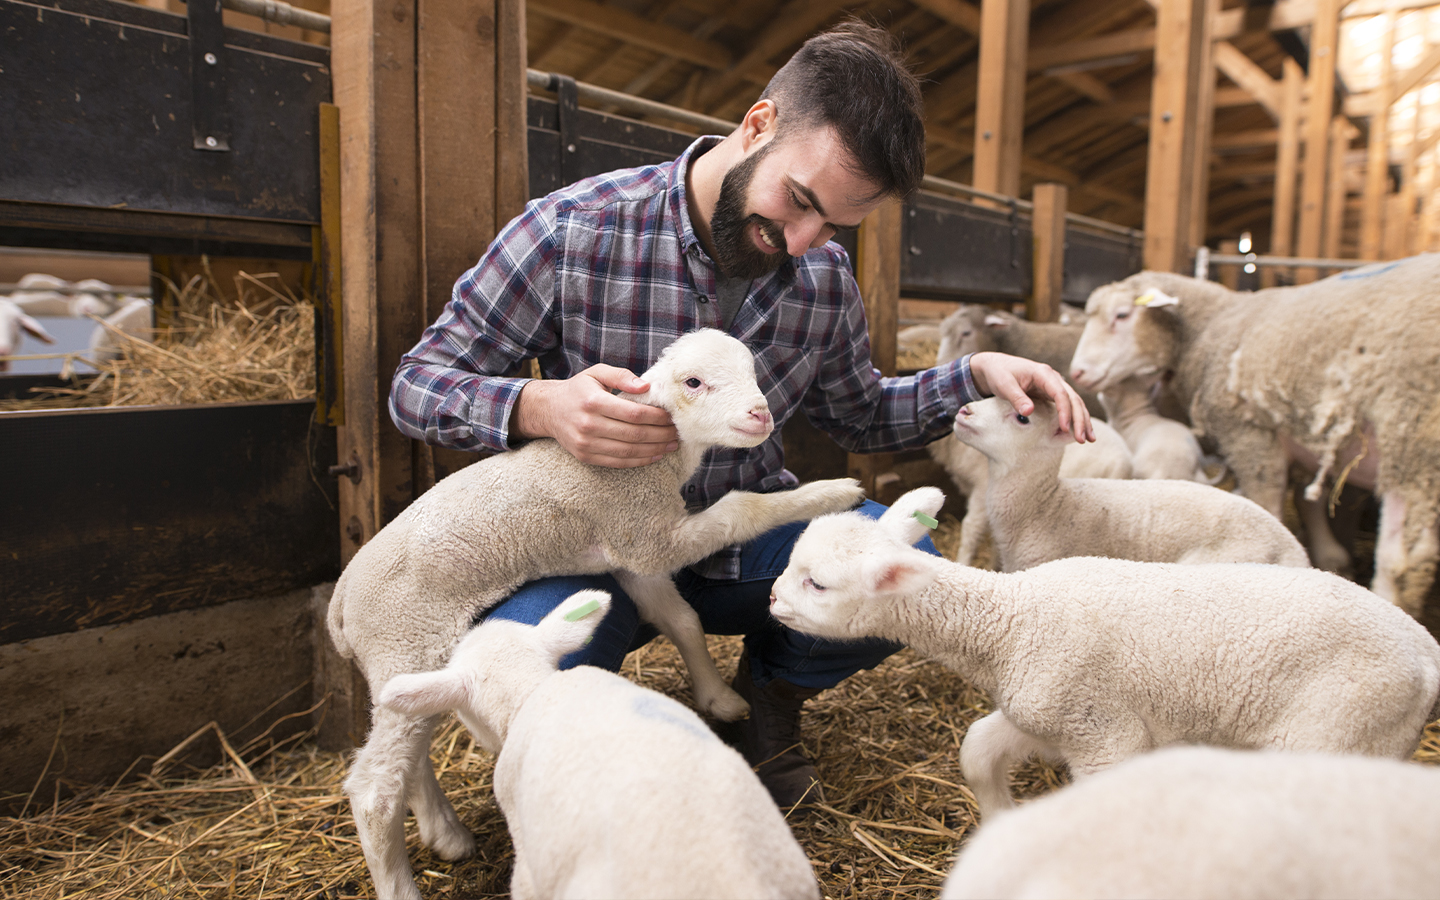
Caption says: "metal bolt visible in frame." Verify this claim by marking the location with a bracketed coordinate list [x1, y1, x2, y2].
[983, 130, 992, 140]
[204, 52, 218, 65]
[205, 136, 218, 148]
[328, 453, 363, 484]
[566, 143, 576, 153]
[1162, 111, 1173, 123]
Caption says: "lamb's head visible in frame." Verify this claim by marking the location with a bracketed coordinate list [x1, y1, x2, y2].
[936, 305, 997, 364]
[376, 590, 612, 752]
[639, 329, 773, 448]
[951, 395, 1070, 471]
[1069, 275, 1183, 392]
[770, 488, 944, 640]
[0, 298, 56, 373]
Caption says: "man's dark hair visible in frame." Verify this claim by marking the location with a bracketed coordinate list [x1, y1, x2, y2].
[760, 20, 926, 200]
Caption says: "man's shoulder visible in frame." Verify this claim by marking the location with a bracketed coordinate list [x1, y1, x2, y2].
[548, 160, 675, 216]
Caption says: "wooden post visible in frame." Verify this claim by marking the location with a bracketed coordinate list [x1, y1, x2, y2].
[1360, 10, 1396, 261]
[1384, 192, 1410, 259]
[1030, 183, 1067, 323]
[1143, 0, 1212, 273]
[848, 199, 902, 502]
[1295, 0, 1342, 282]
[1394, 96, 1423, 258]
[1187, 0, 1220, 252]
[325, 0, 528, 748]
[1217, 238, 1241, 289]
[972, 0, 1030, 199]
[1265, 57, 1304, 287]
[1323, 116, 1354, 260]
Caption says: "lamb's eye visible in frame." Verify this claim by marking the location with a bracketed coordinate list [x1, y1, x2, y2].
[1016, 414, 1029, 425]
[1115, 309, 1131, 320]
[803, 577, 827, 593]
[684, 377, 702, 389]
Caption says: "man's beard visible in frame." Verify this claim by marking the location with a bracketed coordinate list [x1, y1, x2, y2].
[709, 143, 790, 281]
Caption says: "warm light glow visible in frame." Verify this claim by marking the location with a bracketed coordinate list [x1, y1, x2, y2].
[1238, 232, 1253, 253]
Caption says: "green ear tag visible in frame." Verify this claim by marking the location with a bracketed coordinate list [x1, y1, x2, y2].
[564, 598, 602, 622]
[911, 510, 939, 529]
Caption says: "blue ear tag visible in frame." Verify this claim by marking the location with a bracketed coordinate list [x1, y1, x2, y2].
[564, 598, 602, 622]
[911, 510, 939, 529]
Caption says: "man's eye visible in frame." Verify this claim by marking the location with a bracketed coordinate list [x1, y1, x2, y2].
[684, 377, 702, 389]
[788, 189, 809, 211]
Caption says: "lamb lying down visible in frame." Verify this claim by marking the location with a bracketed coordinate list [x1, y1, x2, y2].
[942, 746, 1440, 900]
[953, 395, 1309, 571]
[770, 488, 1440, 818]
[329, 329, 861, 899]
[377, 591, 821, 900]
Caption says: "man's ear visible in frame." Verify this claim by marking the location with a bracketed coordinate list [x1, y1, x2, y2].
[738, 99, 778, 153]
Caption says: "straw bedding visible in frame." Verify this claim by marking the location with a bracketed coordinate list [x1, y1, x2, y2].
[3, 512, 1437, 900]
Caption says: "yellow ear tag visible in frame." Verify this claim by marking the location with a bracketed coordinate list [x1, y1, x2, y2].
[564, 598, 602, 622]
[1134, 290, 1157, 307]
[911, 510, 939, 529]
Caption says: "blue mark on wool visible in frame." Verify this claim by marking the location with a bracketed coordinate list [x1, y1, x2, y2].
[630, 692, 709, 739]
[1338, 261, 1401, 279]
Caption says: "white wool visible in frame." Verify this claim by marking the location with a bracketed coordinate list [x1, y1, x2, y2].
[330, 329, 861, 899]
[1098, 371, 1214, 482]
[952, 396, 1308, 571]
[771, 488, 1440, 819]
[942, 746, 1440, 900]
[0, 298, 56, 373]
[372, 592, 819, 900]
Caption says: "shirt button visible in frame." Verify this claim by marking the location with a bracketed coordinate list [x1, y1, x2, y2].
[696, 295, 709, 304]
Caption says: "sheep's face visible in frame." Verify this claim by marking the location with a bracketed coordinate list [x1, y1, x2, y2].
[936, 306, 996, 365]
[645, 330, 773, 448]
[1070, 278, 1181, 391]
[951, 396, 1069, 465]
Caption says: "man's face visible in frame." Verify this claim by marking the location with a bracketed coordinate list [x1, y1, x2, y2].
[708, 125, 886, 280]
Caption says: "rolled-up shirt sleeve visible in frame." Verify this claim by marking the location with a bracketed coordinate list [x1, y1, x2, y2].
[389, 199, 561, 452]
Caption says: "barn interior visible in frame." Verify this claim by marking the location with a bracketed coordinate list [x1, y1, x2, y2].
[2, 0, 1439, 897]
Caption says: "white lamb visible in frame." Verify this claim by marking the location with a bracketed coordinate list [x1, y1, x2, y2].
[0, 298, 56, 373]
[87, 297, 154, 363]
[1098, 370, 1215, 482]
[1069, 254, 1440, 614]
[953, 395, 1309, 571]
[8, 273, 118, 318]
[769, 487, 1440, 818]
[376, 590, 821, 900]
[328, 329, 861, 897]
[942, 745, 1440, 900]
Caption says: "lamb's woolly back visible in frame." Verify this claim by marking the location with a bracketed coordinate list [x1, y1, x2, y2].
[942, 746, 1440, 900]
[952, 395, 1307, 570]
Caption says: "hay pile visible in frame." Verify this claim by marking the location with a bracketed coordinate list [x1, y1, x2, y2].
[0, 270, 315, 412]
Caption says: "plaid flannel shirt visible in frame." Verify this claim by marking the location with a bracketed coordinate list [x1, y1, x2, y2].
[390, 136, 982, 578]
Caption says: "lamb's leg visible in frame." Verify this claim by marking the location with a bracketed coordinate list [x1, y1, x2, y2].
[1294, 483, 1354, 576]
[959, 711, 1055, 819]
[410, 754, 476, 860]
[1373, 491, 1439, 618]
[343, 707, 442, 900]
[662, 478, 865, 562]
[615, 570, 749, 720]
[955, 494, 987, 566]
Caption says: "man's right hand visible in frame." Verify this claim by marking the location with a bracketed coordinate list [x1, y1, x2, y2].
[510, 364, 680, 467]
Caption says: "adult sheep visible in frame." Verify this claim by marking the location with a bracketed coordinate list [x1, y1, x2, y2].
[937, 305, 1101, 416]
[1070, 254, 1440, 617]
[329, 329, 862, 889]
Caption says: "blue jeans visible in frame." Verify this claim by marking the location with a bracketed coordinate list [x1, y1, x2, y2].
[483, 499, 934, 690]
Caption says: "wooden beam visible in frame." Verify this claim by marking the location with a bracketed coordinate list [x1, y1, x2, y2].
[1051, 70, 1116, 103]
[1212, 127, 1281, 149]
[1029, 28, 1156, 73]
[528, 0, 732, 70]
[910, 0, 981, 35]
[1189, 0, 1220, 252]
[1268, 57, 1304, 281]
[972, 0, 1030, 198]
[1295, 0, 1341, 282]
[696, 0, 848, 114]
[1144, 0, 1212, 272]
[1030, 183, 1067, 323]
[1211, 0, 1315, 39]
[1212, 40, 1281, 120]
[1360, 10, 1395, 259]
[1323, 116, 1357, 259]
[1345, 43, 1440, 116]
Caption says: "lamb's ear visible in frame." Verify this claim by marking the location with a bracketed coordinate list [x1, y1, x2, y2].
[982, 314, 1010, 329]
[378, 670, 469, 718]
[860, 549, 937, 598]
[535, 590, 612, 662]
[878, 487, 947, 546]
[1134, 288, 1179, 309]
[19, 313, 56, 344]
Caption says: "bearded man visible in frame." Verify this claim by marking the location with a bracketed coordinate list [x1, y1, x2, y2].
[390, 21, 1091, 808]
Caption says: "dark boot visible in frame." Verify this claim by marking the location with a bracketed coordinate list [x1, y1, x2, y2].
[731, 651, 826, 810]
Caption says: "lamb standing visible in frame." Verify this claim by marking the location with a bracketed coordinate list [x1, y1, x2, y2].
[375, 590, 821, 900]
[329, 329, 861, 894]
[941, 745, 1440, 900]
[1069, 255, 1440, 615]
[952, 396, 1308, 571]
[0, 298, 55, 373]
[769, 487, 1440, 818]
[1097, 370, 1214, 482]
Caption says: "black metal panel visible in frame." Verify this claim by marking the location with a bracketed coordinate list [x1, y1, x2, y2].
[527, 96, 700, 199]
[0, 202, 315, 258]
[901, 192, 1033, 300]
[1062, 225, 1144, 304]
[1, 0, 331, 230]
[0, 400, 340, 643]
